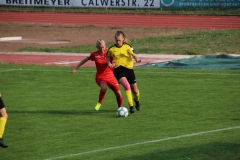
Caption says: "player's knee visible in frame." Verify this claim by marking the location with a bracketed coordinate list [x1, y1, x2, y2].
[0, 113, 8, 119]
[101, 86, 108, 92]
[123, 79, 130, 90]
[116, 93, 122, 98]
[132, 89, 138, 95]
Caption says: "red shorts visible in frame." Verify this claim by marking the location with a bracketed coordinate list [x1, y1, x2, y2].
[95, 76, 120, 92]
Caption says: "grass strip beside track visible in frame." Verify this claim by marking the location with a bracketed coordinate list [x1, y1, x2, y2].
[17, 29, 240, 55]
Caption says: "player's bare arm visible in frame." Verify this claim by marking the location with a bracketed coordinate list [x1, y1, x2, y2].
[132, 53, 141, 63]
[71, 57, 89, 73]
[106, 56, 114, 68]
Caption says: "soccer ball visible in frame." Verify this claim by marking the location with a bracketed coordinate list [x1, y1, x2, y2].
[117, 107, 129, 117]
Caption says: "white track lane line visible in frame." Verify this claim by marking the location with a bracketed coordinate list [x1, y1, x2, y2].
[43, 126, 240, 160]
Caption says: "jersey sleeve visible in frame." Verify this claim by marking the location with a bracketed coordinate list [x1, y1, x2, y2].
[88, 53, 94, 61]
[127, 44, 134, 55]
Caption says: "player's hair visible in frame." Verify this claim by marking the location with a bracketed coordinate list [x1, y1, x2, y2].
[96, 39, 105, 47]
[115, 31, 130, 44]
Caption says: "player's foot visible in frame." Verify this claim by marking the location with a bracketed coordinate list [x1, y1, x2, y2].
[0, 139, 8, 148]
[134, 99, 140, 111]
[94, 102, 101, 111]
[129, 106, 134, 114]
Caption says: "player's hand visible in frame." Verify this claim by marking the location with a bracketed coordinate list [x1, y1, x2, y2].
[112, 63, 116, 67]
[108, 63, 115, 68]
[71, 69, 77, 73]
[137, 60, 141, 63]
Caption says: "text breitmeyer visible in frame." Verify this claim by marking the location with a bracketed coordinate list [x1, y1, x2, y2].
[3, 0, 158, 7]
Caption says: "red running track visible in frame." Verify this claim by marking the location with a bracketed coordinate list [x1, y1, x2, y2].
[0, 53, 188, 67]
[0, 53, 95, 66]
[0, 12, 239, 66]
[0, 11, 240, 29]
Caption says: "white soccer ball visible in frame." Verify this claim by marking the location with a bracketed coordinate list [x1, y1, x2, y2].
[117, 107, 129, 117]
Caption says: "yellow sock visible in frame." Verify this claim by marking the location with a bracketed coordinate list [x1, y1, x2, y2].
[134, 90, 140, 101]
[125, 90, 133, 106]
[0, 117, 7, 139]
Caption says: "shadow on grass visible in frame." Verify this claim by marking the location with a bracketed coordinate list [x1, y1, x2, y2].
[114, 142, 240, 160]
[8, 109, 118, 117]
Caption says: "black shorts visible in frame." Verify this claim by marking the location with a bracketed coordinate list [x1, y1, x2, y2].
[0, 97, 5, 109]
[114, 66, 136, 84]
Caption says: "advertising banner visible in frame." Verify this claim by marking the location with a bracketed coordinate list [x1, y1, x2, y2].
[0, 0, 160, 8]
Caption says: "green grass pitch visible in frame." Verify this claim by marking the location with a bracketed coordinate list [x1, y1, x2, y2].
[0, 64, 239, 160]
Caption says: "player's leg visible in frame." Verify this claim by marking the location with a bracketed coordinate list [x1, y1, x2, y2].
[0, 93, 8, 148]
[95, 80, 108, 111]
[130, 83, 140, 111]
[107, 78, 123, 108]
[118, 77, 134, 113]
[126, 69, 140, 111]
[114, 90, 123, 108]
[114, 67, 134, 113]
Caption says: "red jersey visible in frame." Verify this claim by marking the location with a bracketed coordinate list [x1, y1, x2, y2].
[88, 50, 114, 79]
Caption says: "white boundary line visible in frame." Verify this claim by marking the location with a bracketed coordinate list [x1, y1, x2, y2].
[0, 68, 240, 76]
[0, 67, 240, 76]
[0, 69, 22, 72]
[43, 126, 240, 160]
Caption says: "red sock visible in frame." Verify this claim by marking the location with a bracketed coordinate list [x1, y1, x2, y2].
[117, 96, 123, 108]
[98, 90, 106, 104]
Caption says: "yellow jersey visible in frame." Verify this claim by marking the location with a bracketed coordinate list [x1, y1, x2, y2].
[108, 43, 134, 69]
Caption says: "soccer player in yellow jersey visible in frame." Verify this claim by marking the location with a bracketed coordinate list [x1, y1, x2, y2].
[107, 31, 141, 114]
[0, 93, 8, 148]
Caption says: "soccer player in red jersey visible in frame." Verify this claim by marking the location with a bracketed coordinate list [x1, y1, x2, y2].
[71, 39, 123, 110]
